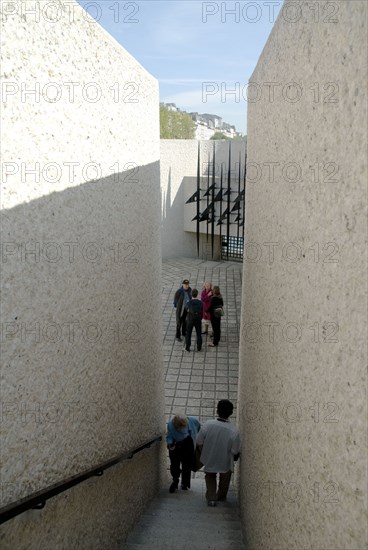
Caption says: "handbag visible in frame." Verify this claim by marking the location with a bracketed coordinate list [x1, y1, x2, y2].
[214, 306, 224, 318]
[192, 445, 203, 472]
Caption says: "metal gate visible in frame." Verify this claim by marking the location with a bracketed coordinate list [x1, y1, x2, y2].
[221, 236, 244, 261]
[186, 140, 247, 260]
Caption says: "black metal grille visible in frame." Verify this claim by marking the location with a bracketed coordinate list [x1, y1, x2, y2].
[221, 236, 244, 261]
[186, 141, 246, 259]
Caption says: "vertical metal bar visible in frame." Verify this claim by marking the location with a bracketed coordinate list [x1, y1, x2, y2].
[226, 140, 231, 260]
[196, 141, 200, 256]
[237, 151, 241, 243]
[211, 141, 216, 258]
[220, 163, 223, 259]
[242, 145, 246, 242]
[206, 149, 210, 243]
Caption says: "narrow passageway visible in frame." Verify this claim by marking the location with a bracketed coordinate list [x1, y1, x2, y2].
[122, 258, 244, 549]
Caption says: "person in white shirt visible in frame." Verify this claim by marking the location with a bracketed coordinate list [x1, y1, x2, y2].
[196, 399, 241, 506]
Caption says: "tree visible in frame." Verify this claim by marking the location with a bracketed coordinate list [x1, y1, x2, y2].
[210, 132, 230, 140]
[160, 105, 195, 139]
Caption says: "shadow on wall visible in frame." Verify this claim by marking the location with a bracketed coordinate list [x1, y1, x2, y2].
[162, 167, 171, 220]
[1, 162, 165, 506]
[162, 170, 193, 258]
[161, 173, 221, 260]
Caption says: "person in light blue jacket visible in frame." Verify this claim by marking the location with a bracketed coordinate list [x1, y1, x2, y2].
[166, 414, 201, 493]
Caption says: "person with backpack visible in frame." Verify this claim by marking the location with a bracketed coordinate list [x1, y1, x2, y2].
[173, 279, 192, 342]
[184, 288, 203, 352]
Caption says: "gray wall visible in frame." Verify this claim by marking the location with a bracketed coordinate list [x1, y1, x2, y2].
[0, 1, 165, 547]
[238, 1, 367, 549]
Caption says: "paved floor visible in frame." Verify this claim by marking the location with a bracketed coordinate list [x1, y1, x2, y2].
[162, 257, 243, 424]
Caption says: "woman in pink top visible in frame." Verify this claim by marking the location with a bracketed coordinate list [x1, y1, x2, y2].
[201, 281, 213, 335]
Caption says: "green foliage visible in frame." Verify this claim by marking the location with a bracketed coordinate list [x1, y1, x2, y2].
[160, 105, 195, 139]
[210, 132, 230, 140]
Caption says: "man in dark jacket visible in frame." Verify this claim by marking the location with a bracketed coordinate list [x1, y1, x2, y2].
[173, 279, 191, 341]
[185, 289, 203, 352]
[208, 286, 224, 347]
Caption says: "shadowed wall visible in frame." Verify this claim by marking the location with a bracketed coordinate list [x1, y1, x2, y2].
[1, 1, 165, 547]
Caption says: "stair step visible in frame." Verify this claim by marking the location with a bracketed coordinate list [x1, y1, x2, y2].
[123, 541, 245, 550]
[144, 502, 239, 513]
[126, 535, 245, 546]
[127, 530, 243, 545]
[121, 478, 244, 550]
[140, 513, 240, 523]
[127, 527, 242, 541]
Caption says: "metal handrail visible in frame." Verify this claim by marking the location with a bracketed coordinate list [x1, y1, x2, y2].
[0, 434, 163, 525]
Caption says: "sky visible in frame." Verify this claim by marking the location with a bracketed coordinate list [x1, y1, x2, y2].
[76, 0, 283, 133]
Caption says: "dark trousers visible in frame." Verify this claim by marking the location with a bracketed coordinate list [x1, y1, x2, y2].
[185, 320, 202, 351]
[205, 471, 232, 501]
[176, 309, 187, 338]
[169, 436, 194, 488]
[211, 317, 221, 346]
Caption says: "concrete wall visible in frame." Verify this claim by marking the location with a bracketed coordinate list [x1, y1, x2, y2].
[238, 1, 367, 549]
[160, 139, 246, 260]
[0, 1, 165, 547]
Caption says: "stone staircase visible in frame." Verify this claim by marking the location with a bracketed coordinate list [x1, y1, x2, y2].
[121, 477, 245, 550]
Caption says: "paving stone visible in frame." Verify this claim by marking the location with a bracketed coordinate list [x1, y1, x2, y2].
[176, 390, 189, 398]
[162, 259, 242, 425]
[177, 382, 190, 390]
[188, 391, 201, 398]
[187, 400, 200, 408]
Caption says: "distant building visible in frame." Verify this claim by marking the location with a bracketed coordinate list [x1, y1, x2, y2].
[162, 103, 243, 140]
[200, 113, 223, 129]
[161, 102, 179, 112]
[195, 123, 215, 140]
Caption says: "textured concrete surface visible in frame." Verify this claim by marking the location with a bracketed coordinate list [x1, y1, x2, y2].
[160, 141, 246, 260]
[1, 1, 164, 547]
[1, 445, 166, 550]
[122, 477, 245, 550]
[238, 1, 367, 549]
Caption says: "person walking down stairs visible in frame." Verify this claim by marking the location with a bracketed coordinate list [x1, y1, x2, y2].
[196, 400, 241, 506]
[166, 414, 200, 493]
